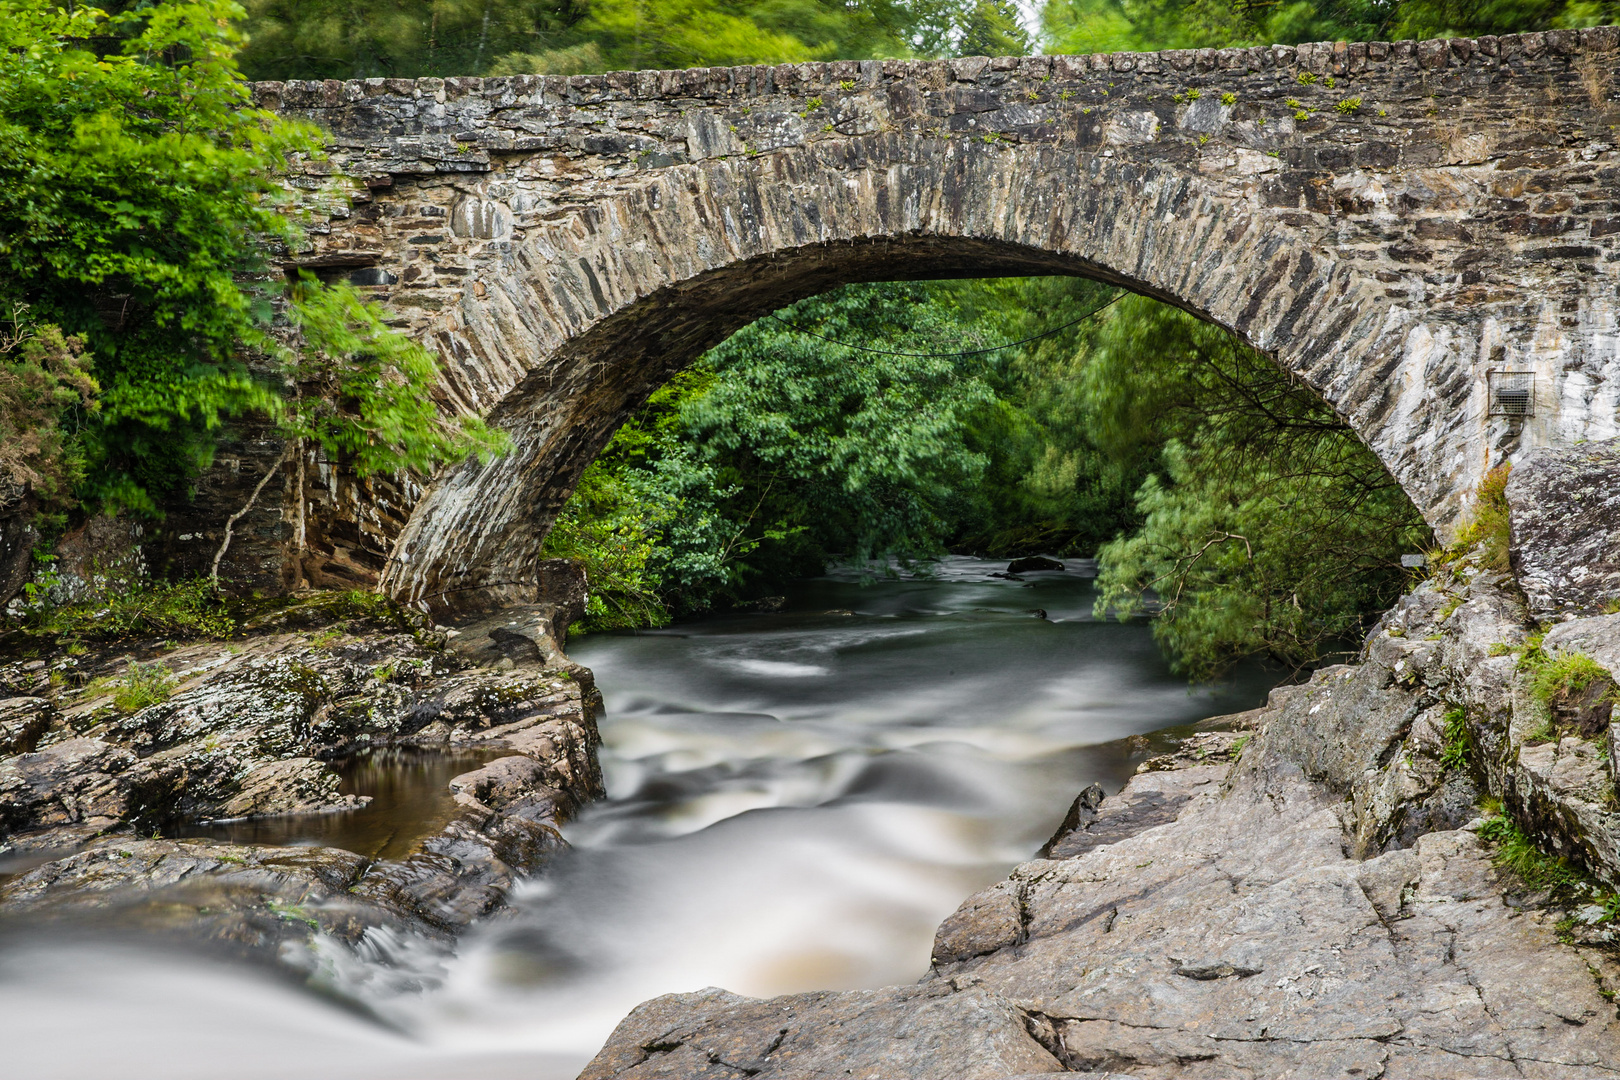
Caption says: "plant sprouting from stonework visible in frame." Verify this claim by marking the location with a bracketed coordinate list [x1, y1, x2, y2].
[1336, 96, 1363, 114]
[1444, 463, 1512, 573]
[1297, 70, 1317, 84]
[280, 274, 507, 479]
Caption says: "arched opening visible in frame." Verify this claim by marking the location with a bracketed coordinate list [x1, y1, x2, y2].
[517, 267, 1430, 680]
[414, 266, 1430, 1051]
[380, 202, 1450, 621]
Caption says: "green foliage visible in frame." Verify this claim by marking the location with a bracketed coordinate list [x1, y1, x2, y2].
[552, 277, 1427, 681]
[547, 283, 1009, 623]
[239, 0, 1024, 81]
[29, 578, 236, 642]
[0, 308, 99, 517]
[1477, 812, 1585, 893]
[281, 275, 506, 476]
[0, 0, 315, 511]
[542, 459, 676, 631]
[1443, 463, 1513, 573]
[1040, 0, 1601, 55]
[0, 1, 498, 517]
[1088, 297, 1429, 678]
[111, 661, 176, 713]
[1440, 706, 1471, 771]
[1531, 652, 1612, 707]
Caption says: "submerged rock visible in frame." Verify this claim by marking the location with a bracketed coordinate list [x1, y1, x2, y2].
[1006, 557, 1064, 574]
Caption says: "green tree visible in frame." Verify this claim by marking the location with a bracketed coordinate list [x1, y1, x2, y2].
[236, 0, 1030, 81]
[1040, 0, 1607, 54]
[0, 309, 99, 521]
[1083, 297, 1429, 678]
[0, 0, 499, 521]
[239, 0, 589, 81]
[545, 283, 1007, 624]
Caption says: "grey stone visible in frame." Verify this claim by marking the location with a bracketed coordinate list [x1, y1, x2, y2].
[1508, 439, 1620, 621]
[0, 697, 52, 755]
[1545, 612, 1620, 676]
[131, 36, 1620, 612]
[579, 983, 1064, 1080]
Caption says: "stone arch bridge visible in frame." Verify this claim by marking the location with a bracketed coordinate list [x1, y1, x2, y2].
[174, 29, 1620, 612]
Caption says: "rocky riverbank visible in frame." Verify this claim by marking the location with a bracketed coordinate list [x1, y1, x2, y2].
[6, 443, 1620, 1076]
[581, 447, 1620, 1078]
[0, 591, 602, 970]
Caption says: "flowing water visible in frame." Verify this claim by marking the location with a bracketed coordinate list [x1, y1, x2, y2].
[1, 557, 1279, 1080]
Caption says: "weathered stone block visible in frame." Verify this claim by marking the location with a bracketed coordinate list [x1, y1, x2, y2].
[1507, 438, 1620, 620]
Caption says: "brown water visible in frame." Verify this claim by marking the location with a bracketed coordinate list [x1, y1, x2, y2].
[179, 747, 512, 860]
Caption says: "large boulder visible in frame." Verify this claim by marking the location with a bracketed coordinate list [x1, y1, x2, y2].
[1506, 439, 1620, 621]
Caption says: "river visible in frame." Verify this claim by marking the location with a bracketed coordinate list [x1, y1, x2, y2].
[1, 557, 1277, 1079]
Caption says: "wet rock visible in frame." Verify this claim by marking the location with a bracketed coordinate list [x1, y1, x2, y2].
[1507, 438, 1620, 621]
[0, 837, 412, 961]
[0, 697, 52, 755]
[1040, 766, 1227, 862]
[1007, 556, 1064, 573]
[0, 738, 134, 836]
[109, 656, 327, 757]
[216, 757, 367, 819]
[1037, 782, 1105, 857]
[0, 592, 603, 962]
[1133, 730, 1249, 772]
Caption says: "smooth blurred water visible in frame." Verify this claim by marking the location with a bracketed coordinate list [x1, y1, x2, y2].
[0, 557, 1279, 1080]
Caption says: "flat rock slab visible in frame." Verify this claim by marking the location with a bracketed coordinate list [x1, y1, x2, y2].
[585, 744, 1620, 1079]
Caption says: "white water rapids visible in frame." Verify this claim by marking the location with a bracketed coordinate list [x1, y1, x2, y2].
[1, 557, 1278, 1079]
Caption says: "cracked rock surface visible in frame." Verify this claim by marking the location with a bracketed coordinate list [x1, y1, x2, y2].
[585, 736, 1620, 1079]
[0, 593, 601, 960]
[584, 557, 1620, 1079]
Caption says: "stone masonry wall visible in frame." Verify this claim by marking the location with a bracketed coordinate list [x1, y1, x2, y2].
[150, 30, 1620, 610]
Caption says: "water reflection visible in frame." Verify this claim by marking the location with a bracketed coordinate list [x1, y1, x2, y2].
[179, 747, 512, 861]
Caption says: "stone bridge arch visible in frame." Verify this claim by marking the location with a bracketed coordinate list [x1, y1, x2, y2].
[246, 28, 1620, 611]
